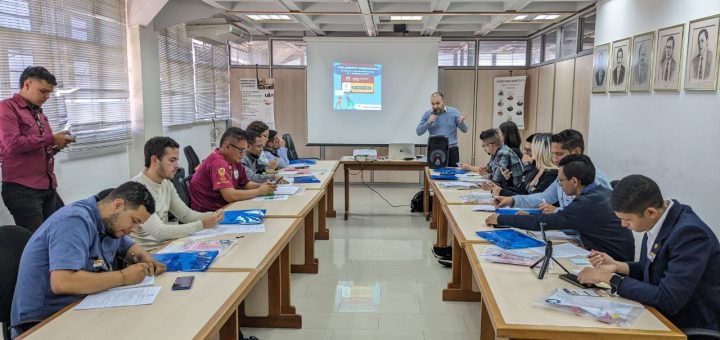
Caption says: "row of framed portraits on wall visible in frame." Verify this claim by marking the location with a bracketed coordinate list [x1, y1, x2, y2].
[592, 14, 720, 93]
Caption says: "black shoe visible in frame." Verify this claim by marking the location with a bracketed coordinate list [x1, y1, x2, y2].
[432, 246, 452, 258]
[437, 258, 452, 267]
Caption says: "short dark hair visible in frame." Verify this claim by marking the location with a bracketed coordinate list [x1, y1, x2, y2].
[558, 154, 595, 186]
[611, 175, 664, 215]
[144, 136, 179, 168]
[616, 48, 623, 58]
[101, 181, 155, 214]
[219, 127, 248, 146]
[525, 133, 539, 143]
[431, 92, 444, 99]
[246, 130, 262, 146]
[479, 128, 501, 144]
[699, 29, 709, 43]
[551, 129, 585, 153]
[246, 121, 269, 135]
[19, 66, 57, 88]
[499, 121, 522, 149]
[268, 129, 278, 140]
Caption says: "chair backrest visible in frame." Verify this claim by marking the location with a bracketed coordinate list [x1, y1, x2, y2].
[282, 134, 299, 160]
[182, 174, 193, 207]
[0, 225, 33, 337]
[184, 146, 200, 175]
[171, 168, 188, 207]
[610, 180, 619, 189]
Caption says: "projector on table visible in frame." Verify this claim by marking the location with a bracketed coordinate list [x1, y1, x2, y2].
[352, 149, 378, 161]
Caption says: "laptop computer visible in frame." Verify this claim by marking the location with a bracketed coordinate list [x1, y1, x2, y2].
[388, 143, 415, 160]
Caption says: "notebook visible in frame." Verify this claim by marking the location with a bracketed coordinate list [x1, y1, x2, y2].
[221, 209, 266, 224]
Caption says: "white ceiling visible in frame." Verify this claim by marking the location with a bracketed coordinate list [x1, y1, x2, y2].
[197, 0, 595, 37]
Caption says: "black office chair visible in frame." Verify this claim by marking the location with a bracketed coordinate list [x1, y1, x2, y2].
[0, 225, 33, 340]
[610, 180, 619, 189]
[281, 133, 318, 161]
[183, 174, 193, 207]
[184, 146, 200, 175]
[168, 168, 187, 221]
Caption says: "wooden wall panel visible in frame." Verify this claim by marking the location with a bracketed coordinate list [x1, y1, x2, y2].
[525, 67, 540, 138]
[552, 59, 575, 132]
[440, 69, 476, 164]
[572, 54, 593, 140]
[474, 69, 527, 166]
[535, 64, 556, 134]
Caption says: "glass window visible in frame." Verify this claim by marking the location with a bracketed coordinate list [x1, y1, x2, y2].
[581, 14, 596, 51]
[530, 36, 542, 65]
[560, 20, 578, 57]
[438, 40, 475, 66]
[544, 30, 557, 61]
[229, 41, 269, 65]
[272, 40, 306, 66]
[0, 0, 31, 31]
[478, 41, 526, 66]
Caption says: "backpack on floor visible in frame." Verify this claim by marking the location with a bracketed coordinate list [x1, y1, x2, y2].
[410, 189, 432, 213]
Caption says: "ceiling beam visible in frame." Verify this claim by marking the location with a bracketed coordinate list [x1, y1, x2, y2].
[201, 0, 229, 10]
[277, 0, 324, 36]
[217, 12, 274, 36]
[126, 0, 168, 26]
[474, 0, 534, 36]
[421, 0, 450, 36]
[356, 0, 377, 37]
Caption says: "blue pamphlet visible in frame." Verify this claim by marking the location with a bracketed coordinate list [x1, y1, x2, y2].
[293, 175, 321, 183]
[221, 209, 266, 224]
[431, 174, 458, 180]
[476, 229, 546, 249]
[434, 167, 467, 175]
[289, 159, 317, 165]
[496, 208, 542, 215]
[153, 251, 219, 272]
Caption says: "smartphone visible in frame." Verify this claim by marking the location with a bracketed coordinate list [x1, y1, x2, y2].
[172, 276, 195, 290]
[274, 176, 284, 184]
[559, 273, 594, 289]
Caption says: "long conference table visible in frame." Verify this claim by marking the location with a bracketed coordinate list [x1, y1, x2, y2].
[425, 168, 686, 339]
[19, 161, 340, 339]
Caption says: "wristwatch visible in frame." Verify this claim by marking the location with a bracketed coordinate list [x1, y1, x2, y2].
[609, 273, 624, 294]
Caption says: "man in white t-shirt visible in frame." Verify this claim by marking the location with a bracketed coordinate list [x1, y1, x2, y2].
[130, 136, 223, 250]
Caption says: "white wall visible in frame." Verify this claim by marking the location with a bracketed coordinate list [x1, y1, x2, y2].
[590, 0, 720, 235]
[166, 122, 218, 173]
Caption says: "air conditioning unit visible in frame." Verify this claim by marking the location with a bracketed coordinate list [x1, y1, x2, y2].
[185, 24, 251, 45]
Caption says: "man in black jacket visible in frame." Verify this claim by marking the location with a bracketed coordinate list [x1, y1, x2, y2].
[484, 154, 635, 262]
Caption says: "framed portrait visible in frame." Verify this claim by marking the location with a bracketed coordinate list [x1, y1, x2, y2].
[684, 15, 720, 91]
[654, 24, 685, 91]
[629, 31, 655, 92]
[592, 43, 610, 93]
[608, 38, 631, 92]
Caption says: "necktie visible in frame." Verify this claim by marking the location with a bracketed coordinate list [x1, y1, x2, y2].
[665, 61, 670, 81]
[699, 55, 704, 79]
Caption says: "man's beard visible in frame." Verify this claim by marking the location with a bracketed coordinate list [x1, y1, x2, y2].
[103, 212, 120, 238]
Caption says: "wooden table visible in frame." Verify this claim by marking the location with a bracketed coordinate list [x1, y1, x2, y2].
[340, 156, 427, 220]
[225, 189, 324, 274]
[283, 160, 340, 239]
[466, 244, 686, 340]
[20, 272, 256, 340]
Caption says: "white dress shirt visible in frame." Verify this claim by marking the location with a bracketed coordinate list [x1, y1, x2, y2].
[645, 200, 673, 260]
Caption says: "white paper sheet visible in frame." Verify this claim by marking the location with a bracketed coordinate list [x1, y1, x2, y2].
[527, 242, 590, 258]
[186, 224, 266, 240]
[472, 205, 496, 212]
[109, 275, 155, 291]
[527, 230, 576, 240]
[437, 181, 478, 188]
[274, 186, 301, 195]
[75, 286, 162, 310]
[252, 194, 289, 201]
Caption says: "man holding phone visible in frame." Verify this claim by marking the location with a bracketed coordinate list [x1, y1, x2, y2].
[416, 92, 467, 166]
[0, 66, 76, 232]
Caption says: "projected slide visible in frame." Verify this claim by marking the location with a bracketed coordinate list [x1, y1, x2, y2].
[333, 63, 382, 111]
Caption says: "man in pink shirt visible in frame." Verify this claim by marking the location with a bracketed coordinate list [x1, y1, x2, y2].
[189, 127, 276, 212]
[0, 66, 75, 232]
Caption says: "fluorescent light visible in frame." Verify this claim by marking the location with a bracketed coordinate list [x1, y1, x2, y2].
[391, 16, 402, 21]
[410, 16, 422, 20]
[248, 14, 291, 21]
[514, 15, 527, 20]
[546, 14, 560, 19]
[391, 15, 422, 21]
[248, 15, 261, 20]
[534, 15, 548, 20]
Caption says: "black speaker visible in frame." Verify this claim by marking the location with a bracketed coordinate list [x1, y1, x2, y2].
[393, 24, 407, 33]
[427, 135, 449, 169]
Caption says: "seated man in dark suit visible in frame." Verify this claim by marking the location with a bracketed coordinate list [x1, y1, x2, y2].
[579, 175, 720, 333]
[485, 154, 635, 262]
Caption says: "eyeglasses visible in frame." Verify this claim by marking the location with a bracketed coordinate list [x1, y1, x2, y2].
[228, 143, 247, 154]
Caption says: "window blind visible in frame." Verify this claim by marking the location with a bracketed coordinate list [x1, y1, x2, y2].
[0, 0, 131, 151]
[158, 24, 196, 126]
[193, 41, 229, 122]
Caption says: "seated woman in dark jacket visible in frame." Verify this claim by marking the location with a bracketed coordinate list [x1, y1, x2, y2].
[485, 133, 558, 196]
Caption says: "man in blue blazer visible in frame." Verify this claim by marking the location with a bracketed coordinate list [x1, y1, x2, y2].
[578, 175, 720, 332]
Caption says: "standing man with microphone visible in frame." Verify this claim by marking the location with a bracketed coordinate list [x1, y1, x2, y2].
[415, 92, 468, 167]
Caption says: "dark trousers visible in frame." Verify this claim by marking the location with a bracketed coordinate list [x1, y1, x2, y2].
[2, 182, 64, 233]
[448, 146, 460, 167]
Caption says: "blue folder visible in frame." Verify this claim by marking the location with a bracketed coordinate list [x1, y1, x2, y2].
[496, 208, 542, 215]
[289, 159, 317, 165]
[431, 174, 458, 181]
[153, 251, 219, 272]
[221, 209, 266, 224]
[476, 229, 545, 249]
[434, 167, 468, 175]
[293, 175, 321, 183]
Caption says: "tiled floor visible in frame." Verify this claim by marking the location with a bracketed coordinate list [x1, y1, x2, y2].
[243, 184, 481, 340]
